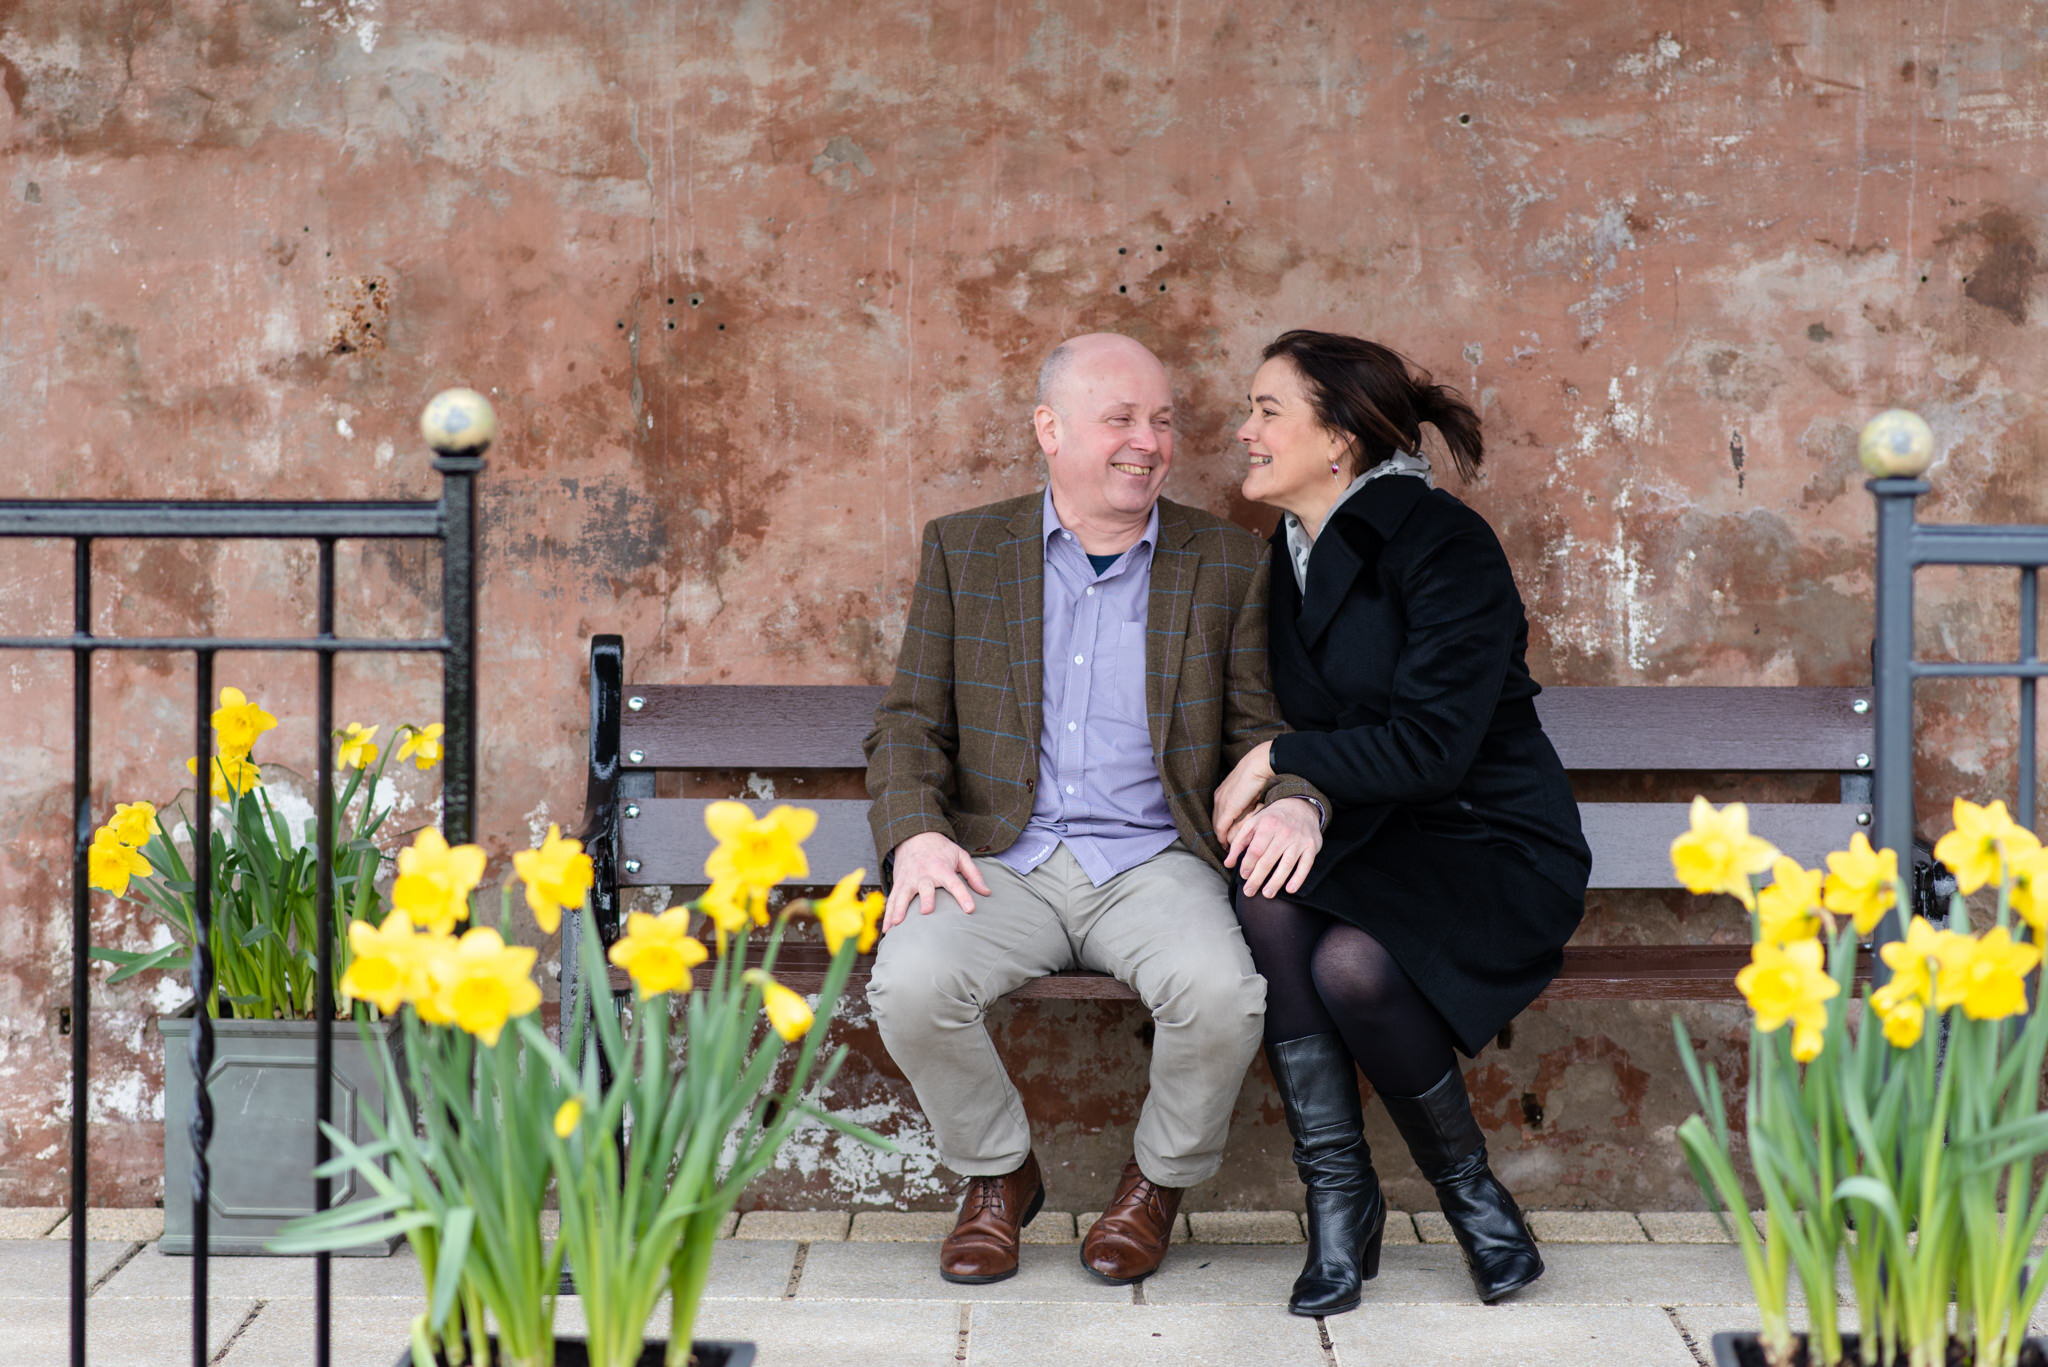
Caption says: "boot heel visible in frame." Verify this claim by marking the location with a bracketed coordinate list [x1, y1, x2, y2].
[1360, 1222, 1384, 1280]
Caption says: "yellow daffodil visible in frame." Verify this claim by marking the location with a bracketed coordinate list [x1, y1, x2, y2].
[423, 926, 541, 1046]
[511, 824, 594, 935]
[336, 723, 380, 770]
[553, 1097, 583, 1139]
[1735, 937, 1839, 1062]
[1671, 797, 1779, 909]
[2009, 845, 2048, 936]
[391, 827, 488, 935]
[813, 869, 884, 955]
[698, 876, 759, 944]
[1933, 798, 2042, 896]
[1822, 833, 1898, 935]
[745, 969, 815, 1041]
[607, 907, 709, 998]
[188, 753, 262, 801]
[87, 829, 152, 896]
[1754, 857, 1824, 946]
[340, 911, 439, 1014]
[1933, 925, 2040, 1021]
[211, 686, 278, 759]
[1874, 996, 1926, 1049]
[703, 801, 816, 893]
[1874, 915, 1942, 1015]
[105, 801, 157, 849]
[396, 723, 445, 771]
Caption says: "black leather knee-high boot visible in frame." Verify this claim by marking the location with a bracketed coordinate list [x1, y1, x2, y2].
[1267, 1034, 1386, 1316]
[1381, 1067, 1542, 1304]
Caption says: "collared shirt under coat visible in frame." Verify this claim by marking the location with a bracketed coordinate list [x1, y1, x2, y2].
[995, 490, 1179, 885]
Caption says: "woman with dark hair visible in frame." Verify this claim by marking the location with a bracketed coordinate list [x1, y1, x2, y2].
[1211, 330, 1589, 1317]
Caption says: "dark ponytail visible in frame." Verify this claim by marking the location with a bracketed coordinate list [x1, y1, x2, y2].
[1260, 330, 1485, 483]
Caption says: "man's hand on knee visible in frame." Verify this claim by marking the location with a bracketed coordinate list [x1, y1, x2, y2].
[883, 831, 995, 931]
[1223, 796, 1323, 898]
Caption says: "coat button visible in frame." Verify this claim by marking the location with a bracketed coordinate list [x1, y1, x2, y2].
[974, 845, 991, 854]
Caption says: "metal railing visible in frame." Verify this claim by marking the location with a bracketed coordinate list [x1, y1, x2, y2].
[4, 394, 489, 1367]
[1870, 418, 2048, 948]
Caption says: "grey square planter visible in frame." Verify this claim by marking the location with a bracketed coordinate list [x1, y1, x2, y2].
[158, 1008, 407, 1256]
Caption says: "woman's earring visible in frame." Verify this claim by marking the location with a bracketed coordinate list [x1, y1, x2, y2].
[1330, 462, 1342, 479]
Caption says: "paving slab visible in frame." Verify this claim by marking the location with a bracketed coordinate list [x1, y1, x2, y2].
[8, 1293, 256, 1367]
[45, 1210, 165, 1242]
[1501, 1243, 1798, 1308]
[1139, 1243, 1296, 1306]
[1417, 1210, 1455, 1243]
[95, 1244, 426, 1300]
[692, 1298, 964, 1367]
[969, 1301, 1328, 1367]
[732, 1210, 849, 1242]
[0, 1208, 66, 1239]
[1186, 1210, 1302, 1244]
[1672, 1304, 1863, 1358]
[1641, 1211, 1740, 1243]
[701, 1240, 800, 1300]
[1528, 1210, 1648, 1243]
[0, 1239, 138, 1297]
[794, 1237, 1131, 1303]
[1019, 1210, 1078, 1244]
[849, 1211, 957, 1242]
[1384, 1211, 1423, 1245]
[218, 1296, 423, 1367]
[1325, 1302, 1698, 1367]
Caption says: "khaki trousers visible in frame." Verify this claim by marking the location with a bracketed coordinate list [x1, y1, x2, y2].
[867, 842, 1265, 1189]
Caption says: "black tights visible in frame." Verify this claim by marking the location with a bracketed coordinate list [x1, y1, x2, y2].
[1236, 889, 1459, 1099]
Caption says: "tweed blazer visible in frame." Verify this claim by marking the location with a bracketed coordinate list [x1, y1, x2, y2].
[865, 492, 1324, 876]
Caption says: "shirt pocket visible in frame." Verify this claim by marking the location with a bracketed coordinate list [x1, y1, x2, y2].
[1106, 620, 1151, 727]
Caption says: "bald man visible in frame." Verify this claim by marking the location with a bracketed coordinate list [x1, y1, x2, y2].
[864, 333, 1327, 1286]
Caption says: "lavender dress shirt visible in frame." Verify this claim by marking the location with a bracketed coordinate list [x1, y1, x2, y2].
[994, 491, 1181, 886]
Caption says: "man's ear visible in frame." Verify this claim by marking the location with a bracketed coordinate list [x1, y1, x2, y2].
[1032, 405, 1060, 458]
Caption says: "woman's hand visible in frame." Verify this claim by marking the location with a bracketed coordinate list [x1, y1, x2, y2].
[1213, 741, 1276, 847]
[1224, 797, 1324, 898]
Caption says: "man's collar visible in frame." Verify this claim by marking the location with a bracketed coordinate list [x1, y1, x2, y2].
[1040, 487, 1159, 556]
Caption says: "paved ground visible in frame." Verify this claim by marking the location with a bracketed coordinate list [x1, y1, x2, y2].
[6, 1206, 2026, 1367]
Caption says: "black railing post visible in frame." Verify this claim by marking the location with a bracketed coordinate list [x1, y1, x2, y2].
[189, 650, 215, 1367]
[1870, 475, 1927, 952]
[314, 537, 337, 1367]
[426, 390, 493, 848]
[68, 538, 91, 1367]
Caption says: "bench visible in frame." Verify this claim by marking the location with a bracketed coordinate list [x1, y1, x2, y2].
[566, 635, 1902, 1018]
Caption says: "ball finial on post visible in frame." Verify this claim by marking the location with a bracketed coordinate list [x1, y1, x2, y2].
[419, 388, 498, 456]
[1858, 409, 1935, 478]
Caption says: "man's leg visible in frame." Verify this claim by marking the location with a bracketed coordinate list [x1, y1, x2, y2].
[867, 856, 1073, 1175]
[1071, 844, 1265, 1188]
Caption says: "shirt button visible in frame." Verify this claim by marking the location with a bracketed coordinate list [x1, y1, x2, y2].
[1067, 721, 1077, 731]
[1074, 654, 1084, 664]
[1065, 785, 1075, 795]
[1085, 586, 1095, 596]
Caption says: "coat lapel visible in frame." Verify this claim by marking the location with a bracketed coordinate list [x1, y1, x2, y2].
[1296, 475, 1431, 648]
[1147, 501, 1196, 755]
[997, 501, 1045, 743]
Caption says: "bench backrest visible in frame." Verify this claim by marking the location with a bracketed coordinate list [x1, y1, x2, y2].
[584, 638, 1875, 906]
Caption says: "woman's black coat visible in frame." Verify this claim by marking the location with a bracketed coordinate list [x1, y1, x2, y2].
[1266, 474, 1590, 1055]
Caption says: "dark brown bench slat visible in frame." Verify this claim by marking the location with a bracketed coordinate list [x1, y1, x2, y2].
[619, 800, 1872, 893]
[612, 942, 1848, 1005]
[622, 685, 884, 769]
[1580, 803, 1869, 887]
[1534, 686, 1871, 771]
[615, 684, 1874, 775]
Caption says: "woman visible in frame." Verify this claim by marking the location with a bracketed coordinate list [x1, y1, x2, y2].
[1212, 331, 1590, 1317]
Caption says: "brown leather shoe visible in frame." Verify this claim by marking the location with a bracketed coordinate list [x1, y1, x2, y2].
[939, 1151, 1045, 1285]
[1080, 1158, 1185, 1284]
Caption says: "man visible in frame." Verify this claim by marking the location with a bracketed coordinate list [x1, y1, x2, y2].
[864, 332, 1327, 1287]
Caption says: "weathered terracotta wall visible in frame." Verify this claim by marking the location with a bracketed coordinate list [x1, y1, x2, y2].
[3, 0, 2045, 1211]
